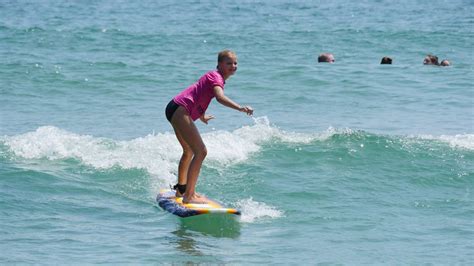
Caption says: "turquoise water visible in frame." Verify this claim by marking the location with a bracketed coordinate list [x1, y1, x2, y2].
[1, 0, 473, 264]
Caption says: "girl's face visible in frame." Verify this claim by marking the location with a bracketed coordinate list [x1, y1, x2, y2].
[218, 56, 238, 78]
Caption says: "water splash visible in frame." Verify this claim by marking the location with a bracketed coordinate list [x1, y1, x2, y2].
[236, 198, 283, 223]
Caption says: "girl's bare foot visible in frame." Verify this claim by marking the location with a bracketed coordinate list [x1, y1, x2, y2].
[183, 193, 208, 204]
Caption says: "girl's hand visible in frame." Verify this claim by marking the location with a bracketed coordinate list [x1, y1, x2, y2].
[200, 114, 215, 124]
[239, 106, 254, 116]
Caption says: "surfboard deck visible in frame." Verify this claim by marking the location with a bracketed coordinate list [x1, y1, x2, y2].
[157, 188, 241, 218]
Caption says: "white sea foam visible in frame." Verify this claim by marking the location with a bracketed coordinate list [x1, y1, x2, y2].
[1, 117, 321, 181]
[4, 121, 471, 184]
[2, 126, 179, 184]
[233, 116, 319, 144]
[416, 134, 474, 150]
[236, 197, 284, 223]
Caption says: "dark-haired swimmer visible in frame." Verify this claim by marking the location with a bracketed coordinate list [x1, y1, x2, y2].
[423, 54, 439, 65]
[318, 53, 335, 63]
[380, 56, 393, 64]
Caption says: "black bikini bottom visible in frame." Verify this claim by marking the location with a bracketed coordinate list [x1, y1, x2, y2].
[165, 99, 180, 122]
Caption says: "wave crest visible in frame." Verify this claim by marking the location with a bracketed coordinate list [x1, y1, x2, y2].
[2, 119, 472, 184]
[0, 117, 321, 180]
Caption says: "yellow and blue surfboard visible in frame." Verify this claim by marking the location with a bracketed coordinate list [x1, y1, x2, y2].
[157, 189, 241, 218]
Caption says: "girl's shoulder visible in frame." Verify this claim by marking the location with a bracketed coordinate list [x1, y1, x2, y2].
[203, 70, 224, 84]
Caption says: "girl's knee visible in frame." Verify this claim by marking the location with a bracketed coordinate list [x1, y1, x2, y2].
[194, 146, 207, 159]
[182, 149, 194, 159]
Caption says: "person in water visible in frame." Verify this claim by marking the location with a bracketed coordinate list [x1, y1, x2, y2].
[423, 54, 440, 65]
[440, 59, 451, 66]
[380, 56, 393, 64]
[318, 53, 335, 63]
[165, 50, 253, 204]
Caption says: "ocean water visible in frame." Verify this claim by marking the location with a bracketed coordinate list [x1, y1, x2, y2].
[1, 0, 473, 264]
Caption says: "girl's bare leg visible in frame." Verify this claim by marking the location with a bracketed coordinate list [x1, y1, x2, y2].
[171, 107, 209, 204]
[172, 126, 193, 197]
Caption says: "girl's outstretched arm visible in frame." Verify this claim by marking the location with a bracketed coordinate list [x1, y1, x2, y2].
[213, 86, 253, 115]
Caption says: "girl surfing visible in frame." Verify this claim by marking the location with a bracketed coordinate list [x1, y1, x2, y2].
[165, 50, 253, 204]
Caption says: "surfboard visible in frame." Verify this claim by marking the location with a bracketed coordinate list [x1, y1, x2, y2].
[157, 188, 241, 218]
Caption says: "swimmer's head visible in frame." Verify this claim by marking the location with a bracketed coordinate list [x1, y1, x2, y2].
[318, 53, 335, 63]
[380, 56, 393, 64]
[423, 54, 439, 65]
[440, 59, 451, 66]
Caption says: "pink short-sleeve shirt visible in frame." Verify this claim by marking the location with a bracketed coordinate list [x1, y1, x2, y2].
[173, 70, 225, 121]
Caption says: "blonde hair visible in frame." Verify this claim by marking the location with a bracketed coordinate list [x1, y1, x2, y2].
[218, 50, 237, 63]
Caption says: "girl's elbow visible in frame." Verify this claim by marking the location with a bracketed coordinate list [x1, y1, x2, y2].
[216, 97, 225, 104]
